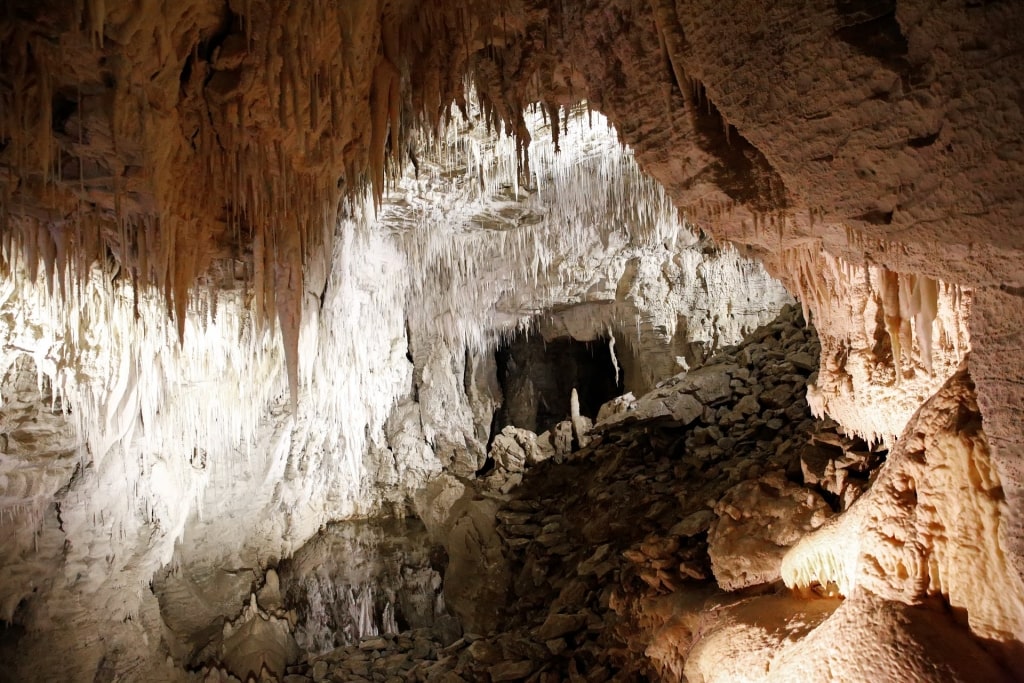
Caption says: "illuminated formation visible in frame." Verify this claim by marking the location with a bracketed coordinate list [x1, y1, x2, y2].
[0, 1, 1022, 681]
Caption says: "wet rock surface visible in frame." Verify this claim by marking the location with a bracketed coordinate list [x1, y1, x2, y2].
[193, 306, 888, 681]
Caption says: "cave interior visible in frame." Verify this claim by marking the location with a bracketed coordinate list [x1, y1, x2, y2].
[0, 1, 1023, 681]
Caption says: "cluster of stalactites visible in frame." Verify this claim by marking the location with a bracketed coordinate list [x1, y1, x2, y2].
[781, 245, 948, 382]
[879, 270, 940, 381]
[0, 0, 564, 407]
[384, 103, 689, 358]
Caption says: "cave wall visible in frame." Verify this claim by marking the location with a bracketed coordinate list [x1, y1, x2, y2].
[0, 91, 790, 678]
[0, 0, 1022, 678]
[488, 0, 1019, 573]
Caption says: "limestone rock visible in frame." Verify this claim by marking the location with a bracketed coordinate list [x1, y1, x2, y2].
[0, 0, 1014, 680]
[666, 392, 704, 426]
[221, 595, 299, 681]
[596, 393, 636, 424]
[533, 613, 587, 640]
[552, 421, 574, 458]
[487, 660, 535, 681]
[441, 498, 509, 634]
[685, 364, 737, 404]
[533, 431, 556, 462]
[789, 352, 818, 373]
[733, 393, 760, 416]
[669, 510, 716, 539]
[783, 366, 1024, 651]
[570, 388, 592, 449]
[708, 472, 832, 591]
[256, 568, 283, 613]
[359, 636, 389, 651]
[490, 429, 528, 473]
[759, 383, 796, 409]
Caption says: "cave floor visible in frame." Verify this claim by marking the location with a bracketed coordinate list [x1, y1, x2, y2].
[216, 306, 897, 682]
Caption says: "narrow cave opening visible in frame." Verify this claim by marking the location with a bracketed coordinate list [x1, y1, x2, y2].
[491, 332, 624, 439]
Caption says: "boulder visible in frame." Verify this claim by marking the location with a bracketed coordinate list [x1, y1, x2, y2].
[708, 471, 832, 591]
[488, 660, 535, 681]
[666, 392, 704, 426]
[685, 364, 737, 404]
[533, 612, 587, 640]
[595, 393, 636, 424]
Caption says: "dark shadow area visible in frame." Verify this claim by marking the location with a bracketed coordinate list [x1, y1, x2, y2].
[492, 333, 623, 438]
[0, 607, 27, 683]
[834, 0, 911, 76]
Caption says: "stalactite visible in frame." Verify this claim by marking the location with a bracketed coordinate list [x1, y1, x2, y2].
[880, 268, 903, 383]
[370, 59, 400, 210]
[914, 276, 939, 375]
[275, 226, 303, 411]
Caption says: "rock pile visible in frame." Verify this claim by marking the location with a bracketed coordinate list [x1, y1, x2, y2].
[195, 305, 887, 681]
[463, 304, 884, 679]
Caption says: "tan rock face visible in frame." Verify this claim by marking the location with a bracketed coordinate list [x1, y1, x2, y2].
[686, 594, 1014, 683]
[784, 364, 1024, 651]
[708, 471, 832, 591]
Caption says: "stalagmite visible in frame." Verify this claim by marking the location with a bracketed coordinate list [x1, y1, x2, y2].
[569, 387, 589, 449]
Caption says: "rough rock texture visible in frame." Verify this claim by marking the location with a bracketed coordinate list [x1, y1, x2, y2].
[794, 246, 971, 445]
[457, 308, 845, 679]
[708, 471, 832, 591]
[0, 0, 1022, 679]
[276, 517, 447, 655]
[0, 100, 791, 679]
[537, 0, 1023, 588]
[253, 305, 1014, 682]
[489, 427, 552, 473]
[685, 594, 1012, 683]
[452, 310, 1016, 682]
[220, 594, 299, 682]
[783, 364, 1024, 659]
[214, 305, 846, 683]
[686, 363, 1024, 682]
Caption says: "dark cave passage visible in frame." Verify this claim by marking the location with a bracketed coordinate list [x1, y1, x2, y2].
[492, 333, 624, 437]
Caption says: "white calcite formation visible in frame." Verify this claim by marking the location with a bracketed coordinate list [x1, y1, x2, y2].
[275, 517, 449, 656]
[783, 245, 971, 446]
[0, 105, 790, 679]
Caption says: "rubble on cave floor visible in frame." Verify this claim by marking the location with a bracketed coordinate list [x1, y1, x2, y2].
[194, 305, 887, 682]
